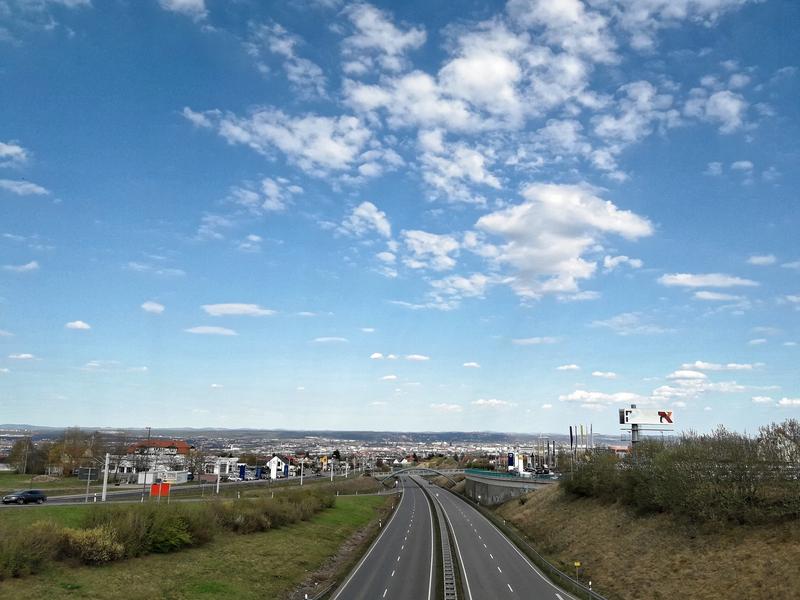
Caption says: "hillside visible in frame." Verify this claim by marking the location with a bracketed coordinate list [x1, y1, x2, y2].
[495, 485, 800, 599]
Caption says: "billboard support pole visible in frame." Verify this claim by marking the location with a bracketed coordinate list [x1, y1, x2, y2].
[630, 404, 640, 461]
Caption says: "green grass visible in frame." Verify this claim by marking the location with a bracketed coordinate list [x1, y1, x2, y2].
[0, 495, 388, 599]
[0, 504, 93, 528]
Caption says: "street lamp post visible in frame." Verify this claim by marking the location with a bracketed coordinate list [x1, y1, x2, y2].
[140, 427, 151, 503]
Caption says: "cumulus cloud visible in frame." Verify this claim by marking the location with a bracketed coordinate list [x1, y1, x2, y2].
[185, 326, 237, 336]
[183, 107, 374, 176]
[202, 303, 276, 317]
[658, 273, 758, 288]
[591, 312, 670, 335]
[370, 352, 384, 360]
[229, 178, 303, 213]
[65, 320, 91, 330]
[693, 291, 745, 301]
[474, 183, 652, 299]
[312, 337, 349, 343]
[682, 360, 758, 371]
[158, 0, 206, 20]
[3, 260, 39, 273]
[402, 230, 459, 271]
[463, 361, 481, 368]
[779, 398, 800, 407]
[0, 141, 29, 167]
[430, 403, 462, 412]
[472, 398, 516, 408]
[747, 254, 776, 266]
[380, 374, 398, 381]
[559, 389, 645, 409]
[341, 201, 392, 238]
[592, 370, 617, 379]
[342, 3, 426, 74]
[667, 370, 707, 380]
[603, 255, 643, 272]
[9, 353, 36, 360]
[406, 354, 430, 361]
[557, 364, 580, 371]
[0, 179, 49, 196]
[141, 301, 165, 314]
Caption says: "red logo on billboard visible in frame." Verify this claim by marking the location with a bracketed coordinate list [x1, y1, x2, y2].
[658, 411, 673, 424]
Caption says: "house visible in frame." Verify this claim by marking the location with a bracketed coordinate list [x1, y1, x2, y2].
[117, 439, 193, 479]
[267, 455, 290, 480]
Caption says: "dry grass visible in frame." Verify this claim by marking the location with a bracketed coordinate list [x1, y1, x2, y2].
[495, 485, 800, 600]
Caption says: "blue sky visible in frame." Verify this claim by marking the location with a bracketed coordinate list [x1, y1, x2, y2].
[0, 0, 798, 433]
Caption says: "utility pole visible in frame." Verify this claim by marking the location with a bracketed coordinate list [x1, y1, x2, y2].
[300, 456, 304, 486]
[101, 452, 110, 501]
[140, 426, 151, 503]
[84, 466, 92, 503]
[630, 403, 640, 461]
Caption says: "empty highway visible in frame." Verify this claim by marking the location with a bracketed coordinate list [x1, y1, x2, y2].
[332, 476, 434, 600]
[419, 476, 575, 600]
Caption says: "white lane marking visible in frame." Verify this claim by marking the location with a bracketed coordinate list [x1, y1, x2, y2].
[497, 566, 502, 573]
[556, 595, 564, 600]
[383, 589, 387, 598]
[440, 487, 579, 600]
[434, 493, 473, 600]
[508, 584, 514, 593]
[330, 484, 405, 600]
[483, 543, 487, 548]
[391, 570, 395, 577]
[490, 553, 494, 559]
[401, 545, 404, 550]
[397, 556, 401, 562]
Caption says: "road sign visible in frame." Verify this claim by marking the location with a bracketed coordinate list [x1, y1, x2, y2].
[619, 408, 674, 425]
[574, 561, 581, 567]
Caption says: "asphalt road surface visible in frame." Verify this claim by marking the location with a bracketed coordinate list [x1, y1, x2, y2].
[332, 476, 434, 600]
[427, 480, 575, 600]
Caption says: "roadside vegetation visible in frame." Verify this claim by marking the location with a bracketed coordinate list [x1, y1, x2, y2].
[0, 494, 390, 599]
[0, 487, 334, 581]
[562, 420, 800, 526]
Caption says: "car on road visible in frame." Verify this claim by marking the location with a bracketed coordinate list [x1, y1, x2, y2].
[2, 490, 48, 505]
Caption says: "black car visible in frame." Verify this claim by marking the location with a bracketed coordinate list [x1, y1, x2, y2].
[2, 490, 47, 505]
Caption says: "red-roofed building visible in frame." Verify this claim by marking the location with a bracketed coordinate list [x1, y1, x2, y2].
[116, 439, 195, 480]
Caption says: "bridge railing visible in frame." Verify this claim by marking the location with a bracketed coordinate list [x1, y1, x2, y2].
[464, 468, 558, 482]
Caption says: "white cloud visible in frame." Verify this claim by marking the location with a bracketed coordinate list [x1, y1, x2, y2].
[202, 303, 276, 317]
[752, 396, 774, 404]
[778, 398, 800, 407]
[430, 403, 462, 412]
[0, 141, 28, 167]
[541, 403, 553, 409]
[463, 361, 481, 368]
[704, 161, 723, 175]
[158, 0, 206, 20]
[141, 301, 165, 315]
[361, 327, 376, 333]
[603, 255, 643, 272]
[230, 178, 302, 213]
[380, 374, 398, 381]
[65, 320, 91, 330]
[658, 273, 758, 288]
[312, 337, 349, 343]
[406, 354, 430, 361]
[0, 330, 12, 337]
[681, 361, 757, 371]
[746, 254, 776, 266]
[748, 338, 767, 346]
[782, 261, 800, 271]
[370, 352, 384, 360]
[402, 230, 460, 271]
[731, 160, 754, 171]
[693, 291, 745, 301]
[185, 326, 237, 336]
[9, 353, 35, 360]
[667, 370, 707, 380]
[685, 89, 748, 133]
[237, 234, 263, 253]
[246, 23, 327, 99]
[3, 260, 39, 273]
[126, 262, 185, 278]
[559, 389, 645, 408]
[591, 312, 670, 335]
[186, 107, 373, 176]
[513, 336, 558, 345]
[341, 201, 392, 238]
[472, 398, 516, 408]
[474, 183, 652, 299]
[557, 364, 580, 371]
[210, 383, 223, 389]
[0, 179, 49, 196]
[592, 370, 617, 379]
[342, 3, 426, 74]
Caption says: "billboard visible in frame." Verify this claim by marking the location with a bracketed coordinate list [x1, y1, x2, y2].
[619, 408, 674, 425]
[507, 452, 515, 467]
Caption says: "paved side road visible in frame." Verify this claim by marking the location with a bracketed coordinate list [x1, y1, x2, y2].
[426, 479, 576, 600]
[331, 476, 434, 600]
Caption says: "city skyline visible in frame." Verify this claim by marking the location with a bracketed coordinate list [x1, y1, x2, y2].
[1, 0, 798, 432]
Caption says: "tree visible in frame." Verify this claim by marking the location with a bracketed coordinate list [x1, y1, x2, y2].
[8, 438, 48, 474]
[332, 449, 341, 461]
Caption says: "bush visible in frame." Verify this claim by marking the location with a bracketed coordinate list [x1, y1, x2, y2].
[64, 525, 124, 565]
[0, 521, 66, 579]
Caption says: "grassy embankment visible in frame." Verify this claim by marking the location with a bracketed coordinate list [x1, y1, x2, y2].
[495, 484, 800, 600]
[0, 493, 391, 599]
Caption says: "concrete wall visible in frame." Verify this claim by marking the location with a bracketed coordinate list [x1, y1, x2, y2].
[465, 473, 554, 506]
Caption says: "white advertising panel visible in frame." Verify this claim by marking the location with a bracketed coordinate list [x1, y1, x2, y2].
[619, 408, 674, 425]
